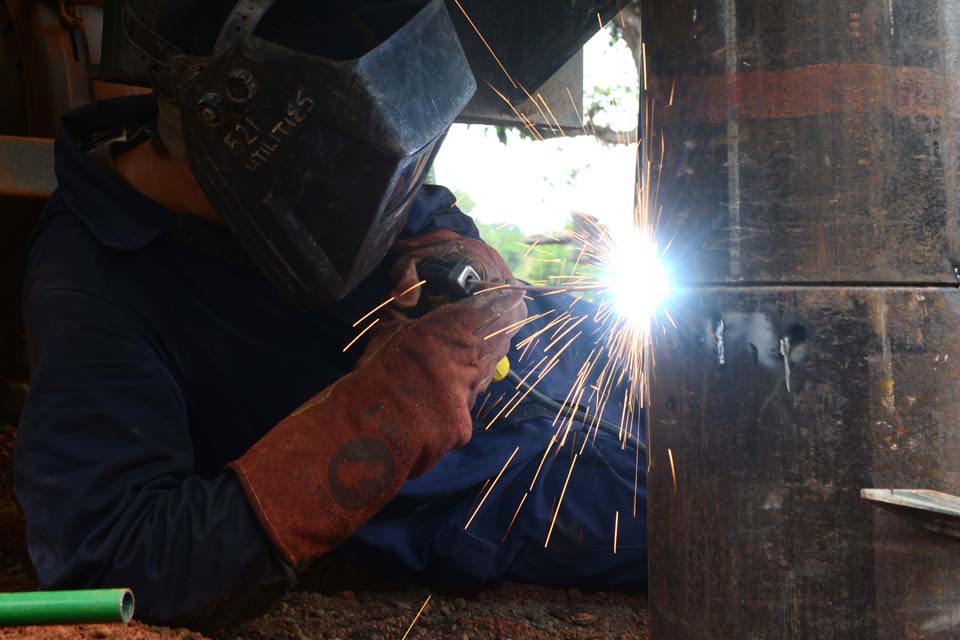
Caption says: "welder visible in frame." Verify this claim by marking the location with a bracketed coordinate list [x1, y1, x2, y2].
[13, 0, 647, 628]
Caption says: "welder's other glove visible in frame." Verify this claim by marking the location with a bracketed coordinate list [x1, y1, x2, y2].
[228, 288, 526, 570]
[389, 230, 515, 309]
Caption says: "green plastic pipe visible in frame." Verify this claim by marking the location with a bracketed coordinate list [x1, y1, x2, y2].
[0, 589, 134, 627]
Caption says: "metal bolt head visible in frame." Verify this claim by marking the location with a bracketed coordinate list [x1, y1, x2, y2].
[197, 93, 224, 127]
[225, 68, 257, 104]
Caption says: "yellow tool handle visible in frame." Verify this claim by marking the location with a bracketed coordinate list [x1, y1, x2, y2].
[493, 356, 511, 383]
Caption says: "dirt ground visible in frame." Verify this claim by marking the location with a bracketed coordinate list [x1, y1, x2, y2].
[0, 425, 649, 639]
[215, 585, 648, 640]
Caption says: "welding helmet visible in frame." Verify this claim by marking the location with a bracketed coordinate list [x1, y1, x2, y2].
[122, 0, 476, 306]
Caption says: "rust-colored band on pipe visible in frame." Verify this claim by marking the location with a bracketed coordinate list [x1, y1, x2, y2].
[654, 63, 946, 123]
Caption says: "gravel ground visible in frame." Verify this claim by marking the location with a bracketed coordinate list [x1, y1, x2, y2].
[0, 425, 649, 639]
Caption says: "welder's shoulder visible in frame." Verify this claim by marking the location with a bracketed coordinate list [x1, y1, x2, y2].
[23, 193, 152, 313]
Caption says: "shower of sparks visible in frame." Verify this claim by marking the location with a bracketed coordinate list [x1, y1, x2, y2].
[478, 213, 671, 446]
[398, 2, 677, 558]
[463, 98, 675, 534]
[400, 594, 432, 640]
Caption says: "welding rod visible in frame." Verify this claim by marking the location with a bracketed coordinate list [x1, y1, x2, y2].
[474, 281, 607, 295]
[0, 589, 135, 627]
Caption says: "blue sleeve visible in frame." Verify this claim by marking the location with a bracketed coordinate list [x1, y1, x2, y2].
[14, 288, 295, 628]
[401, 184, 480, 239]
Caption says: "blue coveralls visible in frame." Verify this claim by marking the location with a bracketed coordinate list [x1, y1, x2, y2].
[14, 96, 648, 627]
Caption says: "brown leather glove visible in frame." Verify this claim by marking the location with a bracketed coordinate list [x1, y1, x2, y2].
[228, 289, 526, 569]
[389, 230, 515, 309]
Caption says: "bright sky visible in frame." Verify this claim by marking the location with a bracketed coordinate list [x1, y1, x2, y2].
[433, 27, 640, 235]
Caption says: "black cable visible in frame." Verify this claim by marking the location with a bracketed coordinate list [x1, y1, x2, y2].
[504, 371, 646, 455]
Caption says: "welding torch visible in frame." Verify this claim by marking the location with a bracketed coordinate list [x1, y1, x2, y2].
[417, 258, 645, 454]
[416, 258, 511, 382]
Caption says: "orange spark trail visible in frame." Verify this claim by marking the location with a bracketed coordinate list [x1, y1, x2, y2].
[642, 43, 649, 91]
[397, 280, 427, 300]
[352, 281, 425, 328]
[352, 297, 395, 328]
[401, 594, 432, 640]
[502, 491, 529, 542]
[668, 448, 677, 495]
[545, 454, 578, 548]
[452, 0, 516, 88]
[473, 283, 511, 296]
[485, 389, 523, 430]
[504, 367, 553, 419]
[537, 93, 566, 135]
[485, 82, 544, 140]
[521, 84, 554, 131]
[565, 87, 588, 136]
[473, 392, 493, 419]
[544, 316, 588, 351]
[517, 336, 540, 364]
[477, 392, 505, 422]
[528, 429, 561, 491]
[517, 312, 571, 349]
[514, 356, 550, 390]
[614, 510, 620, 554]
[483, 309, 556, 341]
[614, 0, 626, 27]
[342, 318, 380, 353]
[465, 447, 520, 529]
[468, 478, 492, 515]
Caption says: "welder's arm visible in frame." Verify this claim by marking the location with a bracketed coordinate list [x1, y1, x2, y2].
[15, 290, 295, 629]
[229, 288, 526, 570]
[403, 183, 481, 240]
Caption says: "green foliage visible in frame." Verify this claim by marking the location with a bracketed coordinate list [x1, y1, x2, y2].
[477, 221, 575, 287]
[586, 82, 637, 124]
[475, 222, 526, 273]
[519, 243, 573, 286]
[451, 189, 477, 213]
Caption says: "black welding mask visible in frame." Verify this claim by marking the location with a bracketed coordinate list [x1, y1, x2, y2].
[122, 0, 476, 306]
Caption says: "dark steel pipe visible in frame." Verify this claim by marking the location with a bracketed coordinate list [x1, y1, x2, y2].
[644, 0, 960, 638]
